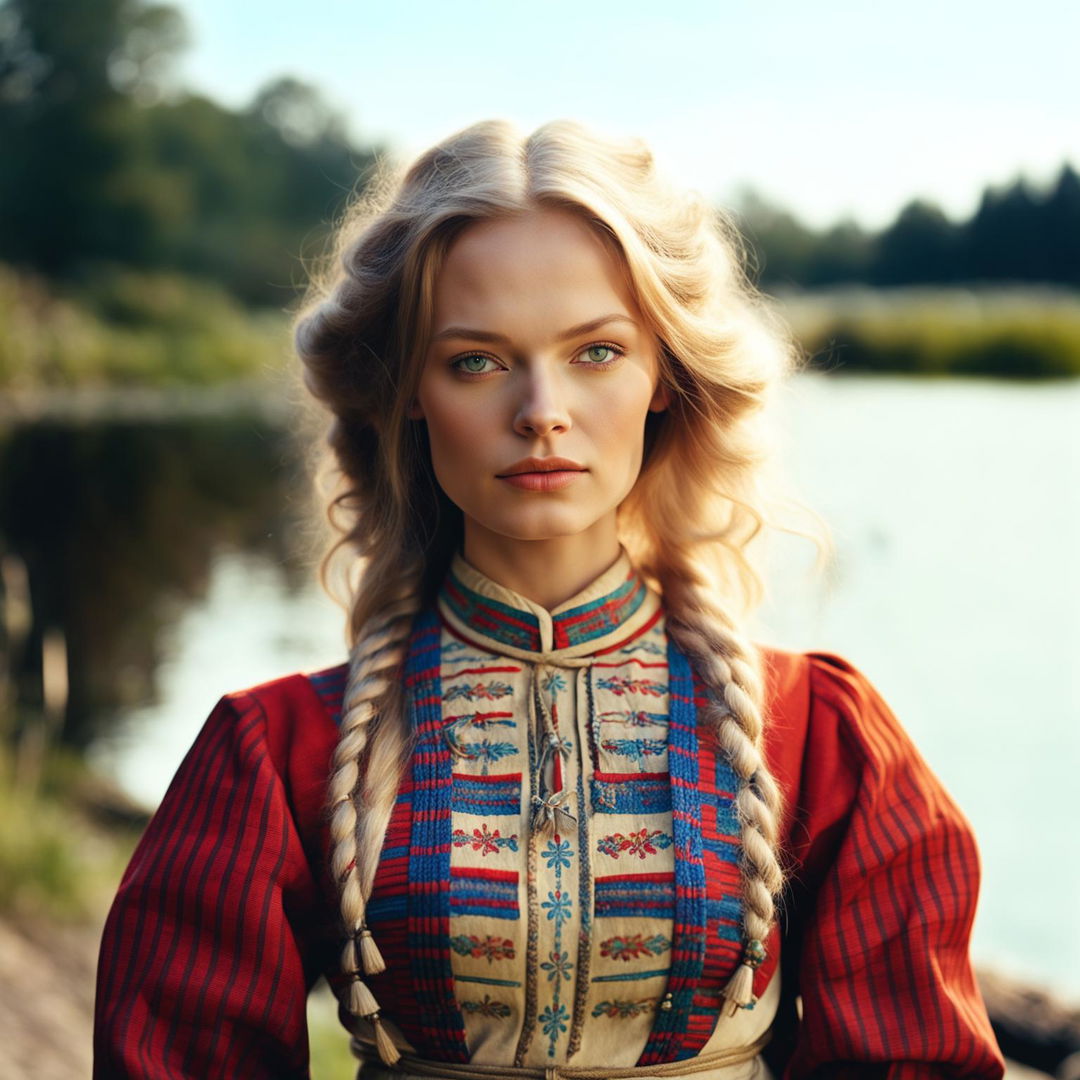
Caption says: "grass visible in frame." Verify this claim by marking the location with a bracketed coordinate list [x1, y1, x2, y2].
[0, 262, 290, 390]
[0, 746, 143, 921]
[780, 286, 1080, 379]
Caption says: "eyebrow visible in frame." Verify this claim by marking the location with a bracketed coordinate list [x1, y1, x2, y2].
[430, 313, 639, 345]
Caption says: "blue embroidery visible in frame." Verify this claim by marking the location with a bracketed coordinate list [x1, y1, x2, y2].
[594, 875, 676, 918]
[590, 774, 672, 815]
[539, 1002, 570, 1042]
[450, 870, 520, 920]
[598, 709, 669, 728]
[453, 738, 519, 774]
[541, 890, 572, 925]
[452, 773, 522, 816]
[599, 737, 668, 770]
[444, 680, 514, 702]
[542, 837, 573, 871]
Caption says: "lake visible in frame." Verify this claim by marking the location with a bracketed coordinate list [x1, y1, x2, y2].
[5, 373, 1077, 1000]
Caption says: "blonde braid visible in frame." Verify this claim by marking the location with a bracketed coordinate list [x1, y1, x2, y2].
[661, 568, 784, 1014]
[326, 564, 423, 1065]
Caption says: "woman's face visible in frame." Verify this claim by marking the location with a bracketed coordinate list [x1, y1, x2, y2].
[410, 208, 669, 561]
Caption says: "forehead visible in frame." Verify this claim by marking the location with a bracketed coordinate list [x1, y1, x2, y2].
[432, 208, 636, 328]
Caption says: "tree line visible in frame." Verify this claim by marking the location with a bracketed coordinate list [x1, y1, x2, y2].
[739, 168, 1080, 291]
[1, 0, 1077, 309]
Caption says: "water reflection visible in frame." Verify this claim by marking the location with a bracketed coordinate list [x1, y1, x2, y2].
[0, 414, 315, 748]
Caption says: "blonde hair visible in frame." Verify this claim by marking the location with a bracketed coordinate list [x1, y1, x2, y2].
[293, 118, 796, 1054]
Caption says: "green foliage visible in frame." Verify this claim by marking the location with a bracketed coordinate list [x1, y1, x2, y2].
[0, 747, 140, 920]
[737, 165, 1080, 291]
[785, 289, 1080, 379]
[0, 0, 378, 303]
[0, 262, 289, 387]
[307, 982, 357, 1078]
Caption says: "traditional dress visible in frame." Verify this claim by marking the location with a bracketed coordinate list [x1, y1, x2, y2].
[94, 551, 1005, 1079]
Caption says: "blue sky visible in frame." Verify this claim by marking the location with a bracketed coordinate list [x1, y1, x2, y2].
[173, 0, 1078, 228]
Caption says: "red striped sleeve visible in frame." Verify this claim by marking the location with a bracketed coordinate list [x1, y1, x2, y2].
[94, 683, 338, 1078]
[766, 651, 1005, 1079]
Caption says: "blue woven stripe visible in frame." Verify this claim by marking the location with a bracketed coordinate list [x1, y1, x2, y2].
[637, 635, 706, 1065]
[452, 774, 522, 816]
[590, 774, 672, 815]
[449, 874, 520, 920]
[308, 663, 347, 726]
[558, 575, 646, 646]
[366, 893, 408, 921]
[406, 610, 469, 1060]
[594, 877, 675, 918]
[443, 573, 540, 651]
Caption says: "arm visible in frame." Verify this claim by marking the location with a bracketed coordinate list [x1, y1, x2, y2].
[782, 654, 1004, 1080]
[94, 688, 326, 1079]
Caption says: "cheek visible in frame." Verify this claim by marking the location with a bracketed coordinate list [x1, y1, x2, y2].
[421, 396, 486, 489]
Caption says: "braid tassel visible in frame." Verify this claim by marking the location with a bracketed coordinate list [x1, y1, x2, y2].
[719, 938, 766, 1015]
[357, 925, 386, 975]
[347, 974, 401, 1066]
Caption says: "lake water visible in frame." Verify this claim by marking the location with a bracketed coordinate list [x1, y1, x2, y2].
[76, 374, 1080, 999]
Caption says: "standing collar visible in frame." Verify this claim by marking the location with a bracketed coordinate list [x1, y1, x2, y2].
[436, 548, 661, 661]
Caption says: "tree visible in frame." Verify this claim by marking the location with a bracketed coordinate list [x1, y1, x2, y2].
[872, 200, 961, 285]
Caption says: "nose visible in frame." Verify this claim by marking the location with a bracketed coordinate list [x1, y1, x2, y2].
[512, 366, 572, 438]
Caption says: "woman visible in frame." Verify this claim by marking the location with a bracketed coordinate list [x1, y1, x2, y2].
[94, 120, 1005, 1078]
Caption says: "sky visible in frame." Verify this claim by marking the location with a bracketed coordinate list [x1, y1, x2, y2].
[172, 0, 1079, 229]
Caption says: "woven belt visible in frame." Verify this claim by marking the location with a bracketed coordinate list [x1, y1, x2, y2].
[353, 1030, 771, 1079]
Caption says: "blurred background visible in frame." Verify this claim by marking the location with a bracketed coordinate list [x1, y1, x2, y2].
[0, 1, 1077, 1077]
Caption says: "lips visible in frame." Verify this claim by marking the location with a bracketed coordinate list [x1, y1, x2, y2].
[496, 457, 587, 492]
[496, 457, 586, 477]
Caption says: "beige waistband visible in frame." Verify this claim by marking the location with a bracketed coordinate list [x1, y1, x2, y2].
[353, 1030, 771, 1080]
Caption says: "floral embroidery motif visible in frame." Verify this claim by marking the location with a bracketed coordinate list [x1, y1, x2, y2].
[540, 948, 574, 983]
[542, 889, 572, 926]
[445, 711, 517, 757]
[543, 837, 573, 871]
[596, 828, 674, 860]
[449, 934, 517, 962]
[455, 739, 518, 774]
[538, 835, 575, 1057]
[539, 1002, 569, 1042]
[542, 671, 568, 695]
[591, 998, 657, 1019]
[598, 709, 669, 728]
[444, 680, 514, 702]
[596, 675, 666, 697]
[461, 994, 512, 1018]
[599, 933, 672, 962]
[452, 824, 520, 855]
[600, 737, 667, 769]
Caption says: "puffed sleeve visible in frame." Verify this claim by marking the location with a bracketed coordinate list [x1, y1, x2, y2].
[94, 683, 338, 1078]
[773, 653, 1005, 1080]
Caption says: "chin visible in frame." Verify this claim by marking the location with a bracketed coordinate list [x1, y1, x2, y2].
[480, 507, 601, 543]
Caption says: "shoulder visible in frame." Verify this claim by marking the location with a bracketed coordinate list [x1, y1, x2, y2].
[219, 661, 348, 729]
[757, 645, 925, 836]
[758, 644, 892, 749]
[207, 662, 348, 809]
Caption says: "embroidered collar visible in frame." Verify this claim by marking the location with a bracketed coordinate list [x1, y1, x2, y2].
[436, 548, 660, 661]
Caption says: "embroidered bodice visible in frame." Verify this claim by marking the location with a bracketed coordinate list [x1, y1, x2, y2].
[368, 549, 778, 1069]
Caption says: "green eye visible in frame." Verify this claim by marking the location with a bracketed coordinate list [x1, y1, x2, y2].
[454, 354, 496, 374]
[581, 345, 618, 364]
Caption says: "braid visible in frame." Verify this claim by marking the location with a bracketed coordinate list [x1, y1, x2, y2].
[326, 563, 423, 1065]
[661, 566, 785, 1014]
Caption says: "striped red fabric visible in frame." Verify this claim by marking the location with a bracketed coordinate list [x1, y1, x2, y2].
[93, 648, 1005, 1078]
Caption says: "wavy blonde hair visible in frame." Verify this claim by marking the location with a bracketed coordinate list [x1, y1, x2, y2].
[293, 118, 797, 1059]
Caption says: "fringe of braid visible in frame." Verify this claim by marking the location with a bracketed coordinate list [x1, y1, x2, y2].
[661, 570, 785, 1015]
[326, 566, 423, 1066]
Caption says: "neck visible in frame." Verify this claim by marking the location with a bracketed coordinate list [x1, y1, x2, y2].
[462, 518, 622, 611]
